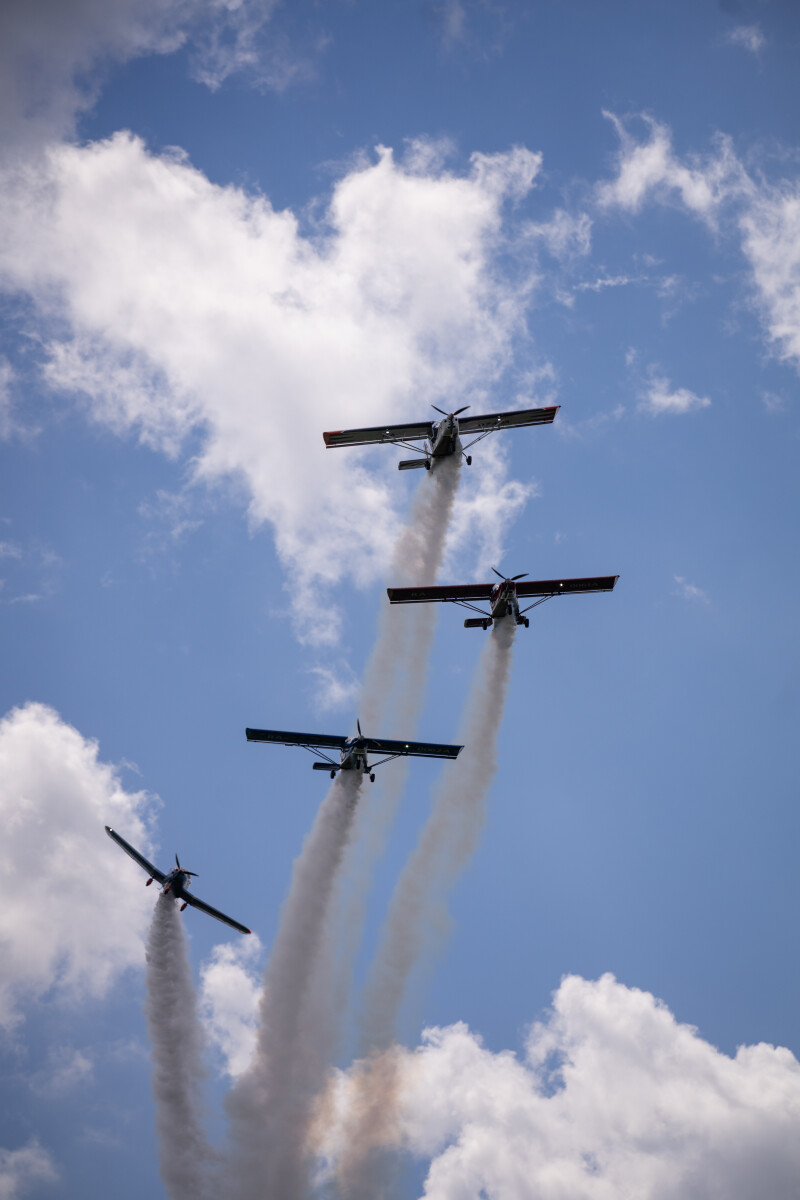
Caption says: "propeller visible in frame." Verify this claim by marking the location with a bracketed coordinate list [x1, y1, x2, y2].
[431, 404, 471, 417]
[491, 568, 529, 582]
[175, 852, 198, 878]
[356, 718, 363, 739]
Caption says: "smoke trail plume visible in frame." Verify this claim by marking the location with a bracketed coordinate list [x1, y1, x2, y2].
[307, 458, 462, 1069]
[339, 617, 517, 1194]
[145, 895, 214, 1200]
[226, 770, 361, 1200]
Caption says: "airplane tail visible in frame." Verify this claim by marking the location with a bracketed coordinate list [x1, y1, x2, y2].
[398, 458, 429, 471]
[313, 762, 337, 771]
[464, 617, 491, 630]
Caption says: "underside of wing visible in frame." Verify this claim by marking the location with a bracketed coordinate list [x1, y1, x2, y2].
[182, 892, 251, 935]
[515, 575, 620, 597]
[386, 583, 494, 604]
[323, 421, 434, 448]
[364, 738, 463, 759]
[458, 406, 559, 434]
[246, 727, 348, 750]
[105, 826, 166, 885]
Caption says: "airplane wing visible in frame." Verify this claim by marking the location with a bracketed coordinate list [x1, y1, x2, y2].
[181, 892, 251, 936]
[363, 738, 463, 760]
[105, 826, 166, 885]
[246, 728, 348, 750]
[323, 420, 434, 448]
[386, 583, 494, 604]
[515, 575, 619, 597]
[457, 405, 559, 435]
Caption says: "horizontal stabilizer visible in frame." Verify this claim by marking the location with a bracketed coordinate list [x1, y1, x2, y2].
[313, 762, 336, 771]
[246, 727, 347, 750]
[398, 458, 428, 471]
[464, 618, 490, 628]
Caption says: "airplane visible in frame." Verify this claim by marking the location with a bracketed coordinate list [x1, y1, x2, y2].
[386, 569, 619, 630]
[104, 826, 251, 935]
[322, 403, 559, 471]
[245, 720, 462, 781]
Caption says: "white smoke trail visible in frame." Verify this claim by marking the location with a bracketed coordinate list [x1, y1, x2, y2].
[305, 458, 462, 1071]
[339, 617, 517, 1194]
[145, 894, 215, 1200]
[225, 770, 361, 1200]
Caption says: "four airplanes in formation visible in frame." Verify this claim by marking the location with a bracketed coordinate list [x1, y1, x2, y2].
[107, 402, 618, 934]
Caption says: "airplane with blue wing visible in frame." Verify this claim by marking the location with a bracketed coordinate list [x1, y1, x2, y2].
[323, 403, 559, 470]
[387, 569, 619, 630]
[105, 826, 251, 935]
[245, 720, 462, 781]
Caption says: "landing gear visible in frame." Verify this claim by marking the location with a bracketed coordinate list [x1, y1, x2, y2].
[424, 460, 431, 470]
[523, 617, 530, 628]
[180, 902, 188, 912]
[330, 770, 336, 780]
[370, 773, 376, 782]
[483, 619, 491, 630]
[465, 455, 472, 465]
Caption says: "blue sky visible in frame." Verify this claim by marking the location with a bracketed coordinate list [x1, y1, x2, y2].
[1, 2, 799, 1197]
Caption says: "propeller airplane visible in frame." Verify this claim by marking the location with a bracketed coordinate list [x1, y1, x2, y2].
[245, 719, 462, 781]
[387, 569, 619, 630]
[105, 826, 251, 935]
[322, 403, 559, 471]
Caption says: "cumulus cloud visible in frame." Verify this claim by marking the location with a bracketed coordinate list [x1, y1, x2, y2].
[639, 372, 711, 416]
[320, 974, 800, 1200]
[0, 134, 542, 640]
[0, 1140, 57, 1199]
[199, 937, 262, 1077]
[739, 183, 800, 369]
[597, 111, 747, 221]
[0, 702, 156, 1028]
[0, 0, 304, 153]
[598, 113, 800, 376]
[725, 24, 766, 54]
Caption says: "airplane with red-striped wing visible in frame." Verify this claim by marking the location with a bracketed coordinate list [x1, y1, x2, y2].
[322, 403, 559, 471]
[387, 569, 619, 630]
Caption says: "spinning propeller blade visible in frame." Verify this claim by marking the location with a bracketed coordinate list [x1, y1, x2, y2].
[492, 568, 528, 582]
[357, 718, 363, 738]
[452, 405, 470, 415]
[431, 404, 448, 416]
[175, 852, 198, 878]
[431, 404, 471, 418]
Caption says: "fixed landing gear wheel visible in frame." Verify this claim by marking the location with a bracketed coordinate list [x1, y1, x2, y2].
[424, 460, 431, 470]
[483, 620, 491, 630]
[524, 618, 530, 628]
[330, 770, 336, 779]
[466, 455, 472, 465]
[370, 773, 376, 782]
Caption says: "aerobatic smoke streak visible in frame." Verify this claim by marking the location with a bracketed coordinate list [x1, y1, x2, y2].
[359, 455, 460, 731]
[338, 618, 517, 1196]
[305, 459, 462, 1072]
[226, 770, 361, 1200]
[145, 895, 215, 1200]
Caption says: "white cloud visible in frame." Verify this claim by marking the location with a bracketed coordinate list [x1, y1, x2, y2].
[199, 936, 262, 1076]
[526, 209, 592, 259]
[739, 183, 800, 370]
[674, 575, 710, 605]
[320, 974, 800, 1200]
[0, 702, 157, 1028]
[725, 24, 766, 54]
[307, 663, 361, 712]
[0, 134, 542, 641]
[30, 1047, 94, 1097]
[0, 0, 306, 153]
[574, 272, 645, 293]
[639, 373, 711, 416]
[0, 1140, 57, 1199]
[597, 112, 746, 221]
[761, 391, 786, 413]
